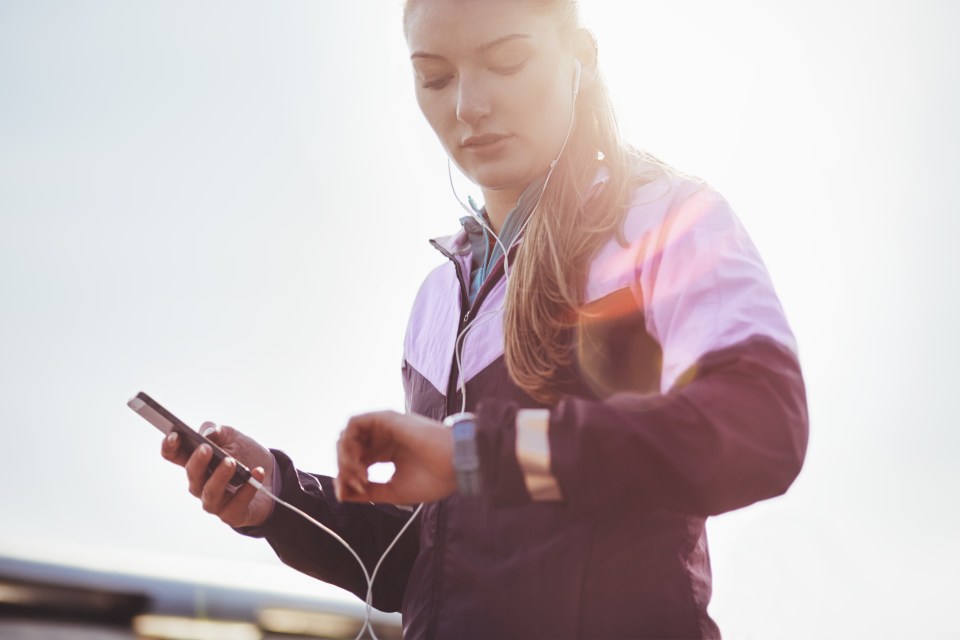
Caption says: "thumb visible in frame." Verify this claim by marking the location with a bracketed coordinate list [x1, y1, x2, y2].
[339, 480, 399, 505]
[200, 422, 236, 446]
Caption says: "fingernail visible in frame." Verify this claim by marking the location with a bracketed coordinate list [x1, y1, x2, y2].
[334, 481, 343, 502]
[167, 433, 177, 444]
[199, 444, 210, 455]
[225, 458, 235, 468]
[350, 480, 364, 495]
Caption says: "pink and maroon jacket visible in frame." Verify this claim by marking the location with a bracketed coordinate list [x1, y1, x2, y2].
[245, 172, 808, 639]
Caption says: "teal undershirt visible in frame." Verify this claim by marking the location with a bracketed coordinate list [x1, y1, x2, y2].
[460, 174, 548, 304]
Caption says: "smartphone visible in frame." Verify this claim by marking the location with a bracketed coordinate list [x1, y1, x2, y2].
[128, 391, 251, 490]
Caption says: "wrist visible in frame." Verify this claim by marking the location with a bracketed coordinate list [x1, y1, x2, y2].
[261, 451, 279, 495]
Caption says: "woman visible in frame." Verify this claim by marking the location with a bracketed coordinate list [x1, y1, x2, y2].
[162, 1, 808, 637]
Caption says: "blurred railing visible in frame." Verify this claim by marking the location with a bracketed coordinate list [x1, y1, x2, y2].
[0, 553, 402, 640]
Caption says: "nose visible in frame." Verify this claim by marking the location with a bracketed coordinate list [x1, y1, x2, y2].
[455, 73, 491, 126]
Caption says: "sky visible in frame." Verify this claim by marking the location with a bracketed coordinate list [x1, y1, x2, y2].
[1, 1, 958, 637]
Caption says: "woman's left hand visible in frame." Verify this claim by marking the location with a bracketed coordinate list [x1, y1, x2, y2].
[336, 410, 456, 505]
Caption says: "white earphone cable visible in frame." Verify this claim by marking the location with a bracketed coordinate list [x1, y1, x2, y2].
[247, 476, 422, 640]
[447, 67, 579, 410]
[235, 59, 583, 640]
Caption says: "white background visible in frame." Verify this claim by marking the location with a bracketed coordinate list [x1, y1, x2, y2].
[1, 1, 957, 637]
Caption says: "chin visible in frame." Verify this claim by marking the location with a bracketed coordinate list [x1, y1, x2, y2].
[459, 161, 535, 192]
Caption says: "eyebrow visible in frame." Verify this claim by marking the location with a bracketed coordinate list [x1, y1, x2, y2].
[410, 33, 532, 61]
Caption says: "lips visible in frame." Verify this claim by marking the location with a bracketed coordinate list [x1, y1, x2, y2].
[461, 133, 512, 148]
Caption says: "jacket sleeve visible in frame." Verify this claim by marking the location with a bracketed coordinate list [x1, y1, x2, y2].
[474, 184, 809, 517]
[236, 449, 420, 612]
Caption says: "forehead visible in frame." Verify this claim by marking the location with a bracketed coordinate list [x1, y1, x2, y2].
[405, 0, 563, 56]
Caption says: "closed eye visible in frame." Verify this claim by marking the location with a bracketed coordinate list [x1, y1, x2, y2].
[422, 75, 453, 90]
[491, 62, 526, 76]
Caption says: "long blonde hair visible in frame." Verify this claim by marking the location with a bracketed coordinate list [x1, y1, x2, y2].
[405, 0, 665, 404]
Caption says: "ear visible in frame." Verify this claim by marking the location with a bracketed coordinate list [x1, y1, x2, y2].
[572, 28, 599, 90]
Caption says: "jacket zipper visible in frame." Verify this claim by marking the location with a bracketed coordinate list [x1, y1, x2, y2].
[463, 253, 508, 324]
[424, 239, 512, 639]
[425, 240, 470, 640]
[430, 239, 515, 333]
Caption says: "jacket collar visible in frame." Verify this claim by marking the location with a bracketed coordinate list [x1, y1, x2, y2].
[429, 163, 611, 257]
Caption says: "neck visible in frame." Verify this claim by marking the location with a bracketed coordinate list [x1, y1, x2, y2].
[480, 188, 524, 234]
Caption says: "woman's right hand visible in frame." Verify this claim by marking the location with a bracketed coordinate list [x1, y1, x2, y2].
[160, 422, 276, 529]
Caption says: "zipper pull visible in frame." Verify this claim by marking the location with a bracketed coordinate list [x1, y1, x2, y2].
[463, 309, 471, 323]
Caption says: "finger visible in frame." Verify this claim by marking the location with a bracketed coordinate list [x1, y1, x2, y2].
[363, 482, 401, 504]
[336, 424, 371, 485]
[199, 421, 236, 447]
[337, 411, 399, 469]
[334, 463, 369, 501]
[160, 432, 189, 466]
[219, 466, 265, 527]
[336, 421, 364, 462]
[200, 454, 235, 515]
[184, 444, 214, 498]
[335, 468, 369, 500]
[334, 473, 365, 502]
[335, 412, 406, 501]
[353, 411, 402, 465]
[338, 480, 397, 505]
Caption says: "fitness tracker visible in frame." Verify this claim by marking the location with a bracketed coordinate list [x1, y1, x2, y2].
[444, 412, 481, 496]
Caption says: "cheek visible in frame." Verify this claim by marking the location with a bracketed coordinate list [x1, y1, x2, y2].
[516, 69, 573, 150]
[416, 90, 456, 147]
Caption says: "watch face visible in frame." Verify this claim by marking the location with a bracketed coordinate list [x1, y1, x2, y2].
[452, 421, 478, 460]
[452, 420, 476, 437]
[448, 413, 480, 496]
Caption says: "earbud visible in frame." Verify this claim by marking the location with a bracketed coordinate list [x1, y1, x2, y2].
[572, 58, 582, 98]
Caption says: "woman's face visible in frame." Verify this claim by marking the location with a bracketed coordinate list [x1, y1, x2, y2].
[405, 0, 578, 198]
